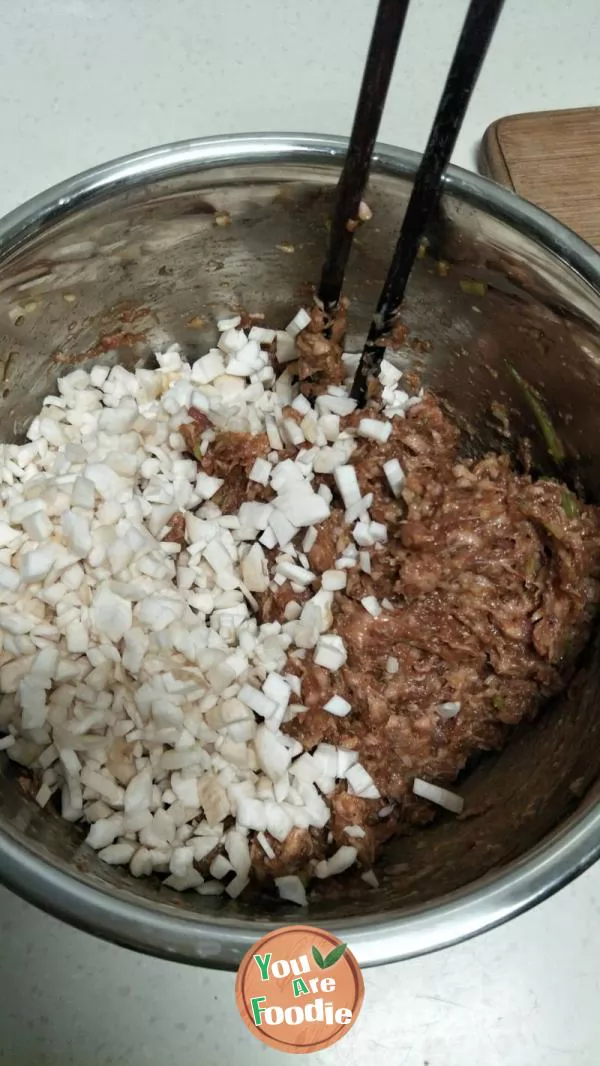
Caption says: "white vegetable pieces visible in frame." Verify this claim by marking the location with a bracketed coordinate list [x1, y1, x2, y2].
[315, 846, 357, 878]
[0, 311, 420, 897]
[275, 874, 307, 906]
[90, 584, 132, 642]
[314, 635, 347, 671]
[413, 777, 464, 814]
[255, 726, 292, 780]
[333, 465, 361, 511]
[383, 458, 405, 498]
[323, 695, 352, 717]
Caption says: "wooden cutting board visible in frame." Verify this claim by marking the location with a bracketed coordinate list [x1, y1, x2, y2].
[479, 106, 600, 249]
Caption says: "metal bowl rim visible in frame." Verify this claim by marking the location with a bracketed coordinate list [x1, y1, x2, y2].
[1, 132, 599, 969]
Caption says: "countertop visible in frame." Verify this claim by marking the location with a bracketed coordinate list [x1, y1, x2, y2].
[1, 1, 600, 1063]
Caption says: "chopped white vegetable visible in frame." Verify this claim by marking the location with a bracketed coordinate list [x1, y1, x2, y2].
[321, 569, 347, 591]
[273, 332, 297, 365]
[273, 488, 330, 528]
[257, 831, 276, 860]
[254, 726, 292, 781]
[323, 695, 352, 717]
[0, 312, 421, 901]
[383, 457, 405, 498]
[285, 307, 311, 337]
[344, 824, 366, 839]
[248, 457, 272, 486]
[210, 854, 233, 880]
[275, 560, 316, 587]
[336, 748, 359, 777]
[20, 545, 55, 583]
[361, 595, 382, 618]
[275, 874, 307, 906]
[413, 777, 464, 814]
[191, 350, 226, 384]
[236, 797, 267, 832]
[333, 464, 361, 511]
[379, 359, 402, 387]
[314, 846, 357, 878]
[346, 763, 380, 799]
[90, 585, 132, 642]
[358, 418, 392, 443]
[216, 315, 241, 332]
[314, 635, 347, 672]
[249, 325, 276, 344]
[438, 701, 461, 719]
[98, 842, 136, 865]
[238, 684, 277, 720]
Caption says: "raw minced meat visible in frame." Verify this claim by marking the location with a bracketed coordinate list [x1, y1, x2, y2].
[184, 352, 600, 875]
[296, 302, 348, 397]
[282, 411, 600, 805]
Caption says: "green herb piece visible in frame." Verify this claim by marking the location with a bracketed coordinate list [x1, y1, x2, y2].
[460, 278, 487, 297]
[561, 491, 579, 519]
[507, 364, 565, 465]
[492, 694, 505, 712]
[322, 943, 348, 968]
[311, 945, 325, 969]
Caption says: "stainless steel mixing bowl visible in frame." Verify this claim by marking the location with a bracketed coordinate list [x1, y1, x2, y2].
[1, 134, 600, 969]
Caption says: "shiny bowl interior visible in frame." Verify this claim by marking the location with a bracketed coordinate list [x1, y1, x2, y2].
[1, 134, 600, 969]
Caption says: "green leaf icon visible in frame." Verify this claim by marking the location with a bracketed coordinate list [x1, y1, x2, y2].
[322, 942, 348, 968]
[311, 945, 326, 969]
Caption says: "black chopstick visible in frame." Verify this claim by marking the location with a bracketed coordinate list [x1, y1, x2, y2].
[317, 0, 412, 313]
[351, 0, 506, 404]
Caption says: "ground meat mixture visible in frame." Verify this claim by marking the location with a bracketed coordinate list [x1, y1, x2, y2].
[186, 392, 600, 879]
[251, 826, 324, 881]
[296, 302, 348, 397]
[162, 511, 187, 546]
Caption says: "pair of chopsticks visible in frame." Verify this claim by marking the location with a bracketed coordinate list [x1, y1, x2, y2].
[318, 0, 506, 405]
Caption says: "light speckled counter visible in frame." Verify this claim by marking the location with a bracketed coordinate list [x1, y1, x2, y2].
[1, 1, 600, 1063]
[2, 869, 600, 1065]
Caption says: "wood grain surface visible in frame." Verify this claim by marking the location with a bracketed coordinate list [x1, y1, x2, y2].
[479, 106, 600, 249]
